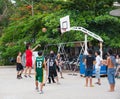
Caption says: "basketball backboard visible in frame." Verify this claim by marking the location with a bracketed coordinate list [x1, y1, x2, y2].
[60, 15, 70, 34]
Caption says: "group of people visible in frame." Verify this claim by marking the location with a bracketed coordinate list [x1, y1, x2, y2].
[84, 49, 102, 87]
[16, 44, 64, 94]
[16, 43, 41, 79]
[84, 49, 116, 92]
[16, 43, 117, 94]
[34, 50, 64, 94]
[46, 51, 64, 84]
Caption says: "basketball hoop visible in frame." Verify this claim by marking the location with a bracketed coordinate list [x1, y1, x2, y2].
[60, 15, 70, 34]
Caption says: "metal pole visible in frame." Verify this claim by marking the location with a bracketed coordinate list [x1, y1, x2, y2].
[99, 42, 103, 58]
[84, 34, 88, 55]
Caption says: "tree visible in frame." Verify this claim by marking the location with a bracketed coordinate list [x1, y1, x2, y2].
[0, 0, 16, 37]
[88, 15, 120, 47]
[69, 0, 114, 15]
[0, 0, 120, 65]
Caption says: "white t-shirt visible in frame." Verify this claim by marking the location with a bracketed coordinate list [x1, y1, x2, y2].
[116, 59, 120, 64]
[95, 55, 102, 69]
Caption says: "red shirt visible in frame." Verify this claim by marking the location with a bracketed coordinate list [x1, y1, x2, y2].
[25, 49, 32, 67]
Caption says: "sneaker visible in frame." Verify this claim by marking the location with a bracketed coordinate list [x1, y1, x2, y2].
[53, 81, 56, 83]
[39, 90, 43, 94]
[17, 76, 20, 79]
[35, 87, 39, 92]
[98, 83, 101, 85]
[24, 75, 27, 78]
[61, 77, 64, 79]
[19, 76, 23, 79]
[95, 82, 101, 85]
[95, 82, 98, 84]
[47, 82, 51, 84]
[28, 75, 32, 78]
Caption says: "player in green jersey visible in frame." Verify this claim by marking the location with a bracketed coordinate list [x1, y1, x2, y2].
[34, 50, 46, 94]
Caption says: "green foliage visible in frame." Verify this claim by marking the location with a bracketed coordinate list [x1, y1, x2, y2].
[88, 15, 120, 47]
[69, 0, 114, 15]
[117, 0, 120, 3]
[0, 0, 120, 65]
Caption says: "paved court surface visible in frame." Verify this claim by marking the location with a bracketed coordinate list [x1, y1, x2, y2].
[0, 67, 120, 99]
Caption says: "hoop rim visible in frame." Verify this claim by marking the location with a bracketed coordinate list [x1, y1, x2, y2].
[61, 28, 67, 33]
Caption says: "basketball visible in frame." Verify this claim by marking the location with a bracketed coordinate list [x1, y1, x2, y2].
[27, 5, 32, 9]
[42, 28, 47, 32]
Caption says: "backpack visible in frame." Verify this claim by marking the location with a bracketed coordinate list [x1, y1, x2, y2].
[110, 56, 116, 67]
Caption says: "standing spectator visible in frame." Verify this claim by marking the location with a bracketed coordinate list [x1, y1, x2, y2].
[115, 54, 120, 77]
[84, 49, 95, 87]
[47, 51, 60, 84]
[24, 43, 40, 78]
[115, 54, 120, 67]
[104, 49, 116, 92]
[16, 52, 24, 79]
[56, 53, 64, 78]
[95, 50, 102, 85]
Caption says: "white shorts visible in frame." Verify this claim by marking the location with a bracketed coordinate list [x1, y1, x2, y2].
[95, 68, 100, 79]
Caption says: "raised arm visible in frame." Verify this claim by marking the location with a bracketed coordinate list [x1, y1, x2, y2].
[32, 44, 41, 51]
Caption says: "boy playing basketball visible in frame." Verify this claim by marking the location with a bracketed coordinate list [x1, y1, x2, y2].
[16, 52, 24, 79]
[34, 50, 46, 94]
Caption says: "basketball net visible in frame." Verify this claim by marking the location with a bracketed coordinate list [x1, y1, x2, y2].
[61, 28, 67, 34]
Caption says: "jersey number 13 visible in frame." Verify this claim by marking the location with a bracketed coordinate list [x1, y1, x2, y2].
[37, 61, 42, 68]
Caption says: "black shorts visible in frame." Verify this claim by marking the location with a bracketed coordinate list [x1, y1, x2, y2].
[16, 63, 24, 71]
[49, 67, 57, 77]
[56, 66, 60, 72]
[85, 68, 93, 77]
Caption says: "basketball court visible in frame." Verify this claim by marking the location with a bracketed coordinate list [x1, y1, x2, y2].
[0, 15, 119, 99]
[0, 67, 120, 99]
